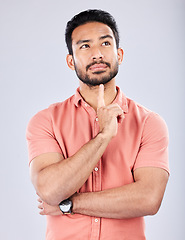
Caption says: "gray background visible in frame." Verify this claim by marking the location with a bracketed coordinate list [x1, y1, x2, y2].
[0, 0, 184, 239]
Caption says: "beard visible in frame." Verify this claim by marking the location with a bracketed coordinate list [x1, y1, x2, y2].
[74, 60, 119, 87]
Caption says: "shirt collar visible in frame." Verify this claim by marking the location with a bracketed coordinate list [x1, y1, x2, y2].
[73, 86, 128, 113]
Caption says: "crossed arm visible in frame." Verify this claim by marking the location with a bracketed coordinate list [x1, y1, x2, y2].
[30, 85, 169, 218]
[37, 166, 168, 218]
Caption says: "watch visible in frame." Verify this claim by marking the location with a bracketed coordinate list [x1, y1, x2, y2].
[59, 199, 73, 214]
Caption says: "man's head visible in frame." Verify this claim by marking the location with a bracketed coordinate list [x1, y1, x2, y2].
[65, 10, 123, 87]
[65, 9, 120, 56]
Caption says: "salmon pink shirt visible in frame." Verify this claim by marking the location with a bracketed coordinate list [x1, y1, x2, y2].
[26, 86, 169, 240]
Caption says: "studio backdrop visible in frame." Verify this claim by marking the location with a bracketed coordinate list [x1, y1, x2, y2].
[0, 0, 184, 239]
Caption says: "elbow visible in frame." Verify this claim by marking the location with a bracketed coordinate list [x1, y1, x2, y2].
[35, 179, 55, 205]
[33, 175, 66, 206]
[36, 186, 57, 206]
[146, 195, 162, 216]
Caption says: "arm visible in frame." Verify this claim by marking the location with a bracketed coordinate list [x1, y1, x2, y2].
[31, 133, 111, 206]
[70, 112, 169, 218]
[71, 167, 169, 218]
[38, 167, 169, 218]
[30, 85, 124, 206]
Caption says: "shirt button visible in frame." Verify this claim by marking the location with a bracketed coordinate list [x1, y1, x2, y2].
[94, 167, 98, 172]
[95, 117, 98, 121]
[95, 218, 98, 223]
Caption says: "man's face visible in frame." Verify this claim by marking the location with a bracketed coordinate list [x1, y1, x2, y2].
[68, 22, 123, 87]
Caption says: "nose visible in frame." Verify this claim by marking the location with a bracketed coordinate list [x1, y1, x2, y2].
[91, 46, 103, 61]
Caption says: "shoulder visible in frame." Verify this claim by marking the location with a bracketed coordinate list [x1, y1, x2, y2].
[126, 97, 151, 117]
[30, 95, 75, 120]
[49, 94, 75, 111]
[125, 97, 168, 137]
[127, 97, 166, 123]
[27, 94, 75, 132]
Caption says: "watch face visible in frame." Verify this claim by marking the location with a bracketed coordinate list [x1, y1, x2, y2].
[59, 199, 72, 213]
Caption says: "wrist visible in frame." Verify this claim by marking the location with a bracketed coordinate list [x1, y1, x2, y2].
[59, 198, 73, 214]
[70, 192, 80, 214]
[97, 130, 112, 143]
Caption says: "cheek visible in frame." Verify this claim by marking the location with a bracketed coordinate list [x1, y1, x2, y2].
[73, 55, 86, 69]
[105, 49, 118, 62]
[109, 54, 119, 66]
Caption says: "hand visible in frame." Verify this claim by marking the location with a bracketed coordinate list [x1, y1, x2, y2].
[97, 84, 124, 140]
[38, 197, 62, 216]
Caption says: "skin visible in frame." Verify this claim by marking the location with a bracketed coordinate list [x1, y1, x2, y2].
[31, 22, 169, 218]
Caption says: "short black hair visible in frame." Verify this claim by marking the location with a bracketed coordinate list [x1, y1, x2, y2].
[65, 9, 120, 55]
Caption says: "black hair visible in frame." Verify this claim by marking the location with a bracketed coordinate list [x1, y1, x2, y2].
[65, 9, 120, 55]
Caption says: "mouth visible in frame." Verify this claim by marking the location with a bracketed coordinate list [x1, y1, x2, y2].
[89, 63, 108, 72]
[86, 62, 110, 72]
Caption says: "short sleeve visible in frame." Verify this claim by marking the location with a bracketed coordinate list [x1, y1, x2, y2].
[133, 112, 169, 173]
[26, 109, 62, 164]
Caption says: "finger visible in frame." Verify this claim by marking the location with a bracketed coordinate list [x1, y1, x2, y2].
[104, 103, 122, 110]
[38, 203, 43, 209]
[39, 209, 45, 215]
[105, 104, 124, 123]
[117, 113, 125, 123]
[97, 84, 105, 108]
[105, 104, 123, 116]
[38, 198, 44, 208]
[37, 198, 42, 203]
[38, 203, 45, 215]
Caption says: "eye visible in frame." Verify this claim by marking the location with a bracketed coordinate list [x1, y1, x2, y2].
[102, 41, 111, 46]
[80, 44, 90, 49]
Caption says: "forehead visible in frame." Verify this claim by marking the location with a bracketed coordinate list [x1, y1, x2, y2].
[71, 22, 115, 44]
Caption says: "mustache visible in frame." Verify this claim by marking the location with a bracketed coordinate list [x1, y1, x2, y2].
[86, 61, 111, 71]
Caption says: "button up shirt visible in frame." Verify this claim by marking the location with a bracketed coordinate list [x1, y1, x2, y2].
[26, 86, 169, 240]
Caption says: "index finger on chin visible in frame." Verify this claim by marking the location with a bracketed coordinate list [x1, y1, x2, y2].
[97, 84, 105, 109]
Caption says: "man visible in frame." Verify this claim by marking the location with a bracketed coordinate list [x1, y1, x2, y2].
[26, 9, 169, 240]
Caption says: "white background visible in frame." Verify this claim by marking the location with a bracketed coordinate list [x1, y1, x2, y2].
[0, 0, 184, 239]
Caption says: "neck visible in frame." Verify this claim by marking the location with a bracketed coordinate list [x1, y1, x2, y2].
[79, 79, 117, 111]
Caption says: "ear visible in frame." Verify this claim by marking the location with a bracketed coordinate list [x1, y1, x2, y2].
[117, 48, 124, 65]
[66, 54, 75, 70]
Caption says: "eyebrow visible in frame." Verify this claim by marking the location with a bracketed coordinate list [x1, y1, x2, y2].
[76, 39, 91, 45]
[76, 34, 113, 45]
[99, 34, 113, 40]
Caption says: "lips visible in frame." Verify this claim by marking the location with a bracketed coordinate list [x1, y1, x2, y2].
[89, 63, 108, 71]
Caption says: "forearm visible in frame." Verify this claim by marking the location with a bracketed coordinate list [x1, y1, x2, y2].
[36, 132, 111, 205]
[38, 168, 168, 218]
[72, 183, 159, 219]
